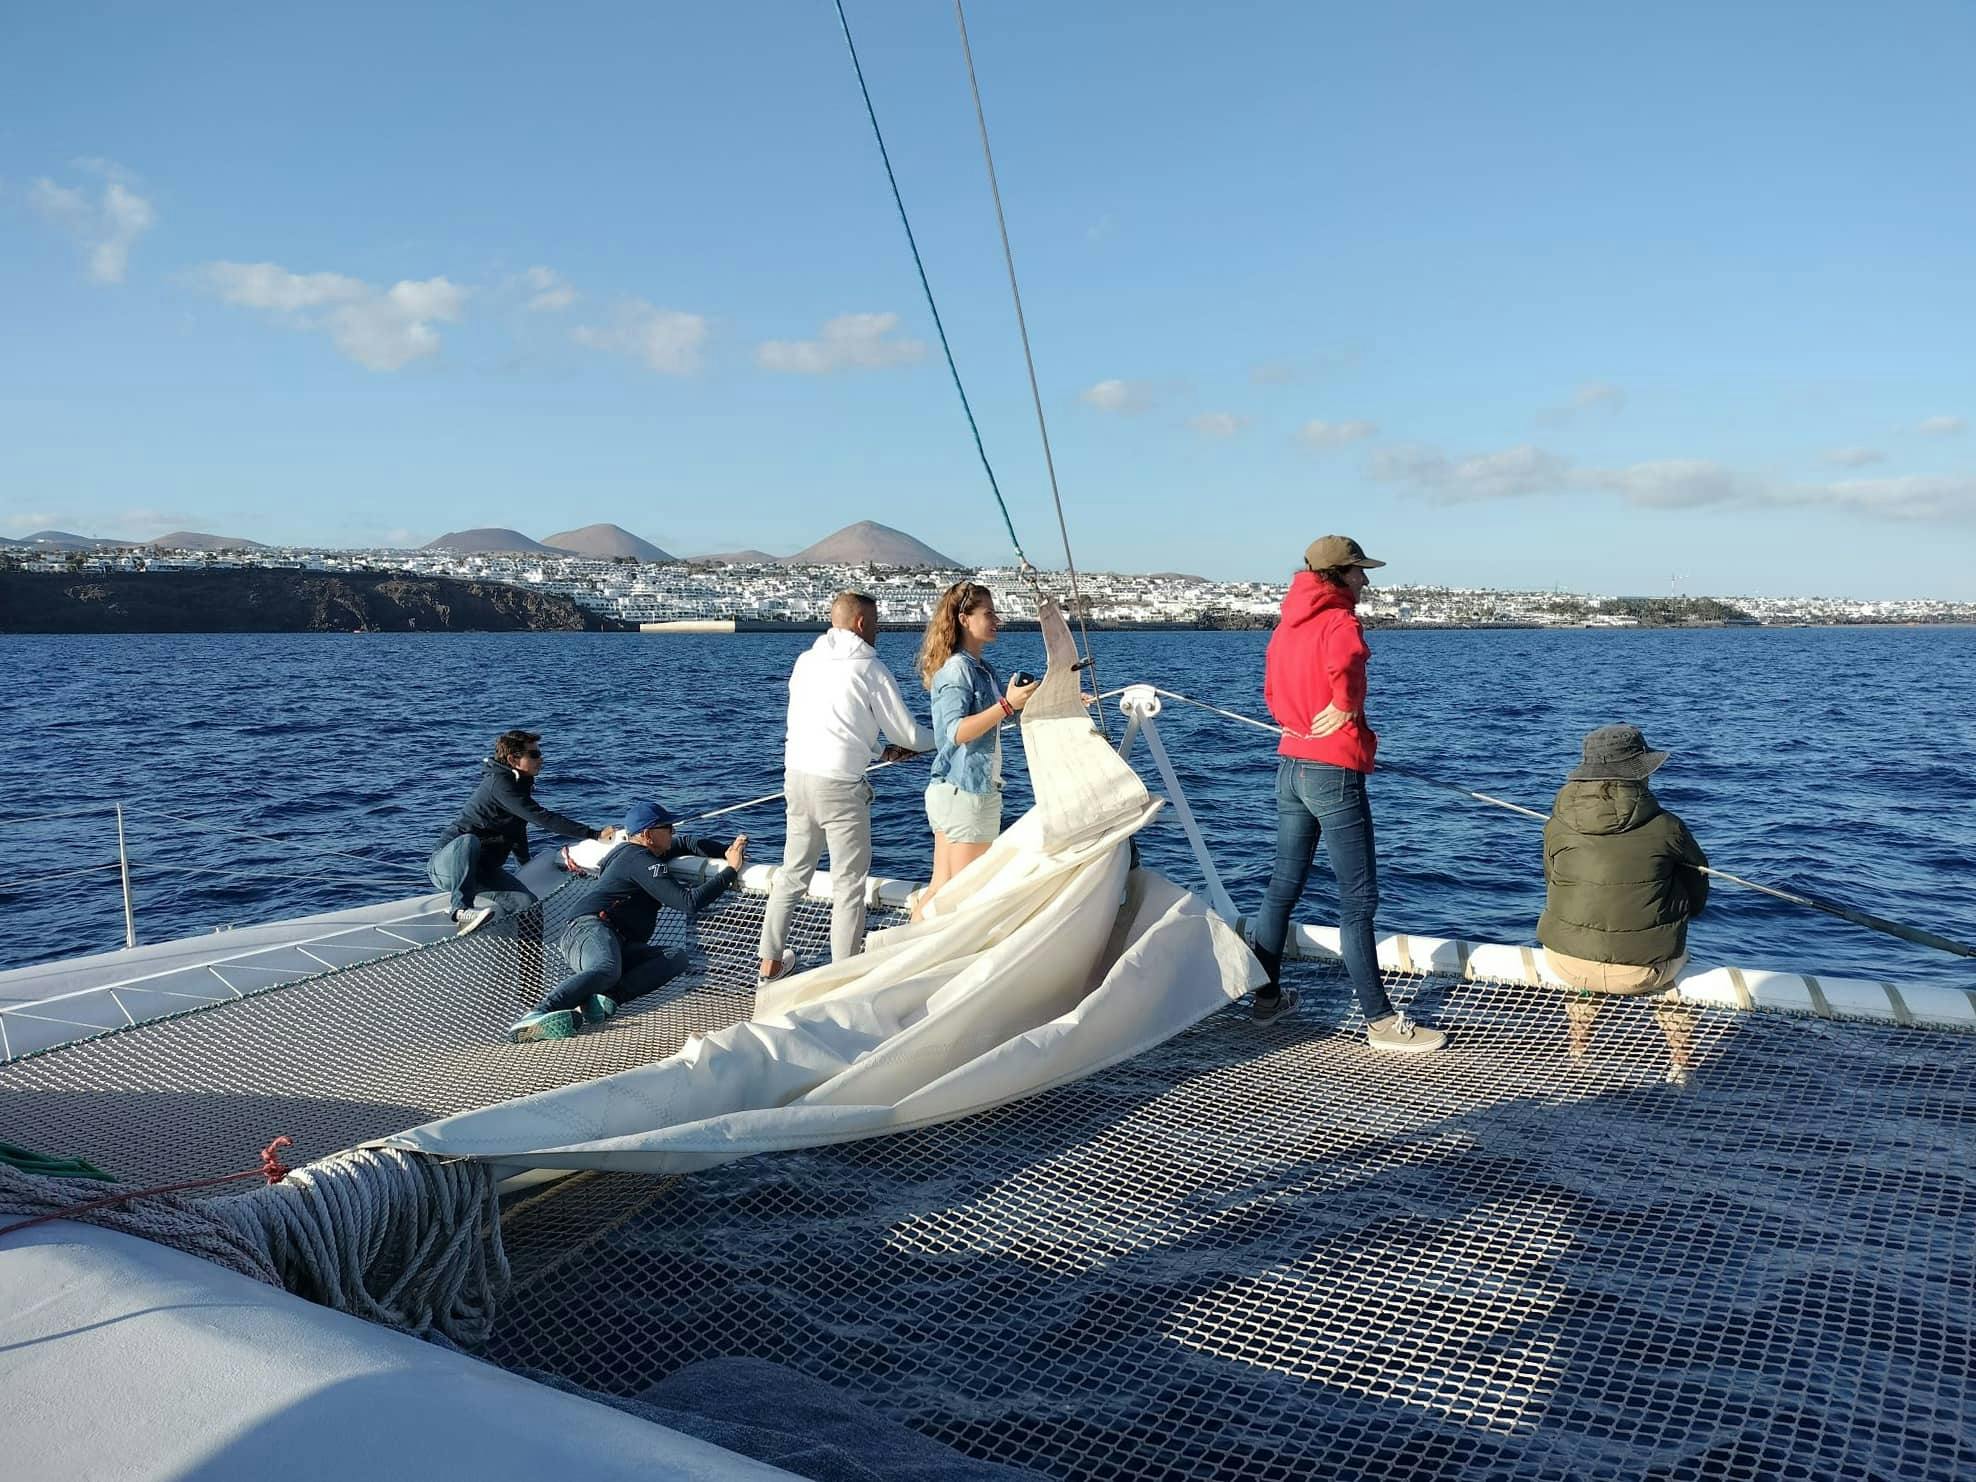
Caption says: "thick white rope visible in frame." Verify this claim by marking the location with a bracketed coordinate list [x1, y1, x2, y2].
[1, 1148, 510, 1350]
[0, 1159, 283, 1286]
[219, 1148, 510, 1348]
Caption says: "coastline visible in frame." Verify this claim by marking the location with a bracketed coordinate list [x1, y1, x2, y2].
[4, 571, 1969, 637]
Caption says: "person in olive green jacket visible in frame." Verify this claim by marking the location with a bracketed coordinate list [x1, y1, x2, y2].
[1537, 724, 1709, 1076]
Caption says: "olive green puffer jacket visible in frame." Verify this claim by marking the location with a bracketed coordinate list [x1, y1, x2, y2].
[1537, 780, 1708, 966]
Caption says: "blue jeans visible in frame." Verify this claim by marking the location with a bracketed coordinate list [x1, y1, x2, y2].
[1251, 759, 1395, 1022]
[427, 834, 534, 917]
[539, 915, 690, 1015]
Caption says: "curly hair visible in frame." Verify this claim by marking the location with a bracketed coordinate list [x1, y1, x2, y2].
[916, 580, 993, 691]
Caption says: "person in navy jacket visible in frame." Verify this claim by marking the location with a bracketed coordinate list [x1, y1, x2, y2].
[428, 729, 605, 935]
[508, 800, 747, 1043]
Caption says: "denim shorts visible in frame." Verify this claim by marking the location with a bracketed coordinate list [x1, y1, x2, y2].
[925, 780, 1002, 845]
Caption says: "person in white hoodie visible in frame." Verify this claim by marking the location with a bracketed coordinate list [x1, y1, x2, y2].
[757, 591, 933, 979]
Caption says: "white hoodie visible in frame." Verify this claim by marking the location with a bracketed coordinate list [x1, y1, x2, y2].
[783, 627, 934, 781]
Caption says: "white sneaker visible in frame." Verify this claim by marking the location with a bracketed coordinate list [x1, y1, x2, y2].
[1366, 1012, 1447, 1054]
[453, 906, 495, 937]
[758, 947, 798, 985]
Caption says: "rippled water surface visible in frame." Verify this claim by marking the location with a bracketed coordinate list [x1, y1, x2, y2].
[5, 627, 1972, 988]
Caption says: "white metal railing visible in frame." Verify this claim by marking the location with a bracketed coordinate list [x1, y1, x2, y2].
[0, 800, 431, 957]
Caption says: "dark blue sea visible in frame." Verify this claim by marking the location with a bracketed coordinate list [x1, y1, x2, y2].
[4, 627, 1972, 989]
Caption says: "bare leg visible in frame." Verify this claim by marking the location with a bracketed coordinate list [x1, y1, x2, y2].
[919, 835, 993, 918]
[947, 839, 992, 881]
[914, 830, 951, 922]
[1564, 994, 1601, 1058]
[1653, 998, 1698, 1077]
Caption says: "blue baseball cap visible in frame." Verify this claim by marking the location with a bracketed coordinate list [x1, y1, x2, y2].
[622, 800, 681, 834]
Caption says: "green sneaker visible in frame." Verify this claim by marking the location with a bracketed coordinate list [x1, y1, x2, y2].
[508, 1009, 579, 1043]
[582, 994, 618, 1025]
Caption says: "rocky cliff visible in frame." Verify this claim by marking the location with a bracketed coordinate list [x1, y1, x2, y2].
[0, 570, 622, 633]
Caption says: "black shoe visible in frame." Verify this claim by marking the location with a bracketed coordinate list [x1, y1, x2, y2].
[1253, 987, 1299, 1024]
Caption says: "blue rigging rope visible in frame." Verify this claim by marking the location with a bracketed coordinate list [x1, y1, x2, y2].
[830, 0, 1031, 569]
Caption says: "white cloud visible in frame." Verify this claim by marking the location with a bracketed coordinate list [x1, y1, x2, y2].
[29, 171, 155, 283]
[1249, 362, 1301, 386]
[518, 265, 576, 313]
[573, 299, 709, 375]
[1916, 415, 1966, 437]
[1587, 459, 1758, 509]
[1079, 379, 1154, 414]
[1296, 418, 1378, 449]
[1368, 443, 1643, 504]
[1370, 439, 1975, 523]
[1538, 380, 1627, 425]
[1188, 412, 1249, 439]
[199, 261, 468, 371]
[3, 511, 61, 533]
[1789, 474, 1976, 522]
[757, 312, 925, 374]
[1821, 447, 1886, 468]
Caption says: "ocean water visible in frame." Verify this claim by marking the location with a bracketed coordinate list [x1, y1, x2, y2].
[3, 626, 1972, 989]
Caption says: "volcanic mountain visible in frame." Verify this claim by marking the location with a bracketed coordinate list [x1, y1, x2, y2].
[147, 531, 268, 551]
[784, 521, 958, 568]
[3, 530, 127, 550]
[542, 524, 675, 562]
[422, 528, 562, 555]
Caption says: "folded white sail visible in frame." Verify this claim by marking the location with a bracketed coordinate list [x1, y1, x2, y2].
[388, 599, 1263, 1175]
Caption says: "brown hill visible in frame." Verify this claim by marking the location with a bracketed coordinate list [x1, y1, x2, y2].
[542, 524, 675, 562]
[147, 531, 268, 551]
[422, 528, 561, 555]
[784, 521, 958, 568]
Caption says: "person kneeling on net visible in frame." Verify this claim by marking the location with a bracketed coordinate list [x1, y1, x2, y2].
[508, 801, 747, 1044]
[1537, 724, 1709, 1082]
[429, 728, 611, 936]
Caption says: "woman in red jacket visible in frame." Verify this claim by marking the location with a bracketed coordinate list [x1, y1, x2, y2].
[1250, 536, 1446, 1053]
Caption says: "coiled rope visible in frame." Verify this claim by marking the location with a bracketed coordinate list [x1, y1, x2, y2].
[0, 1140, 509, 1350]
[1107, 685, 1976, 962]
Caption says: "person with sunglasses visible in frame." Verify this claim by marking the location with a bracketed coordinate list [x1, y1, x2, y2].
[427, 727, 611, 935]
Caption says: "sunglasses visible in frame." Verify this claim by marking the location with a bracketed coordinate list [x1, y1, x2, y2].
[523, 748, 543, 759]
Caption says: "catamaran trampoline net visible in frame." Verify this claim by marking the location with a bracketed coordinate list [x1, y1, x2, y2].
[4, 877, 1973, 1479]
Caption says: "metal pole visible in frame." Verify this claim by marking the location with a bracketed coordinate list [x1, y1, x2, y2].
[115, 802, 136, 949]
[1115, 687, 1242, 928]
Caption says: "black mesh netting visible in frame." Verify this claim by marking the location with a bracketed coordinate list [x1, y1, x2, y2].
[4, 879, 1973, 1479]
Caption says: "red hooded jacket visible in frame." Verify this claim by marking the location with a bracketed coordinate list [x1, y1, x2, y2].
[1263, 571, 1377, 772]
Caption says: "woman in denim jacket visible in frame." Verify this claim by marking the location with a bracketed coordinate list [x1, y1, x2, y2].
[913, 580, 1038, 918]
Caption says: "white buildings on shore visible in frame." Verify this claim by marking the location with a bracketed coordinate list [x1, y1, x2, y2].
[7, 542, 1974, 628]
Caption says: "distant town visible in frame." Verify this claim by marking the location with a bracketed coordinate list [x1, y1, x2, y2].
[4, 522, 1972, 630]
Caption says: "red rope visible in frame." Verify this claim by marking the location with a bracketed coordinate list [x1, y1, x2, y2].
[0, 1135, 295, 1242]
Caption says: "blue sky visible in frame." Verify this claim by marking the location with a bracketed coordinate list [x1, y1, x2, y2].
[3, 1, 1972, 596]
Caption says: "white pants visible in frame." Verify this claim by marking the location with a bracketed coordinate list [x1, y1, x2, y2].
[758, 770, 874, 965]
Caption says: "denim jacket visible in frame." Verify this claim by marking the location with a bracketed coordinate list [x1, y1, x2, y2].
[929, 651, 1004, 795]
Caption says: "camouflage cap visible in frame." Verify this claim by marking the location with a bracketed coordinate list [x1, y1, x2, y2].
[1303, 535, 1386, 571]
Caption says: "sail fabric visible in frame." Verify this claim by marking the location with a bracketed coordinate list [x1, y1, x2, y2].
[388, 600, 1264, 1175]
